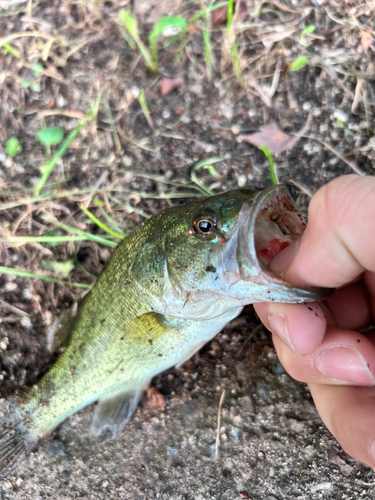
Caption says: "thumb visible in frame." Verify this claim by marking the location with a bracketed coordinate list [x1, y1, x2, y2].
[270, 175, 375, 288]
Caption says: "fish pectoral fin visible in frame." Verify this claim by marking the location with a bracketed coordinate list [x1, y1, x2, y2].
[90, 381, 150, 440]
[46, 293, 90, 353]
[175, 341, 207, 369]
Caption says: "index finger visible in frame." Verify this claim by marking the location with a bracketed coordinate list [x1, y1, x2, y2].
[270, 175, 375, 288]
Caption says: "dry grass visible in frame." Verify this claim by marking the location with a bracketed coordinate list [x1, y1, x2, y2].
[0, 0, 374, 316]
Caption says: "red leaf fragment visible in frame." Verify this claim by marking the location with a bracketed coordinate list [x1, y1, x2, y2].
[237, 117, 311, 155]
[160, 77, 185, 96]
[361, 27, 374, 52]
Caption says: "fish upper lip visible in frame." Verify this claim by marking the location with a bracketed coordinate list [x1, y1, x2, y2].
[237, 185, 332, 301]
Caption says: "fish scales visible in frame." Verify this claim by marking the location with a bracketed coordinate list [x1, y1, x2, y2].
[0, 186, 331, 478]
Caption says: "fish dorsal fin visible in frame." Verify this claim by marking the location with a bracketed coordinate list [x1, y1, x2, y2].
[90, 382, 150, 440]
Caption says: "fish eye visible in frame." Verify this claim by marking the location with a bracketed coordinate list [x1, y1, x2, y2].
[198, 220, 212, 233]
[193, 216, 216, 235]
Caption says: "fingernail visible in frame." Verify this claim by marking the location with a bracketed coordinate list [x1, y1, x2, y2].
[269, 314, 297, 354]
[269, 239, 299, 275]
[317, 347, 375, 385]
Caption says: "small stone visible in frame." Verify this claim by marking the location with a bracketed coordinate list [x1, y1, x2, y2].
[131, 86, 140, 98]
[0, 342, 7, 351]
[333, 109, 349, 122]
[121, 155, 133, 167]
[4, 157, 13, 169]
[191, 84, 203, 95]
[21, 317, 32, 329]
[4, 282, 17, 291]
[56, 95, 66, 107]
[302, 102, 312, 111]
[330, 129, 339, 141]
[237, 175, 247, 187]
[310, 482, 332, 492]
[162, 109, 171, 119]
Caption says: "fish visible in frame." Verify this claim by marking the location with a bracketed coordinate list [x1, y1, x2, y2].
[0, 184, 330, 478]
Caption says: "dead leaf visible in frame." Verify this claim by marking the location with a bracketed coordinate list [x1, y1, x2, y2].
[160, 77, 185, 96]
[142, 386, 165, 412]
[239, 492, 250, 499]
[237, 116, 311, 155]
[361, 27, 374, 52]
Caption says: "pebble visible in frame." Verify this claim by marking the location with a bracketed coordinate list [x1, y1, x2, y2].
[121, 155, 133, 167]
[191, 84, 203, 95]
[333, 109, 349, 122]
[310, 482, 332, 492]
[237, 175, 247, 187]
[162, 109, 171, 119]
[0, 342, 7, 351]
[4, 282, 17, 291]
[56, 95, 66, 107]
[131, 86, 140, 98]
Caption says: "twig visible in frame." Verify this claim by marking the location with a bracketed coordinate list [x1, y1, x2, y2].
[214, 389, 226, 461]
[0, 300, 30, 317]
[301, 135, 366, 176]
[288, 180, 314, 198]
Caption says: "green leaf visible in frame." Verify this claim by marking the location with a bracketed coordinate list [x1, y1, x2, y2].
[149, 16, 187, 64]
[149, 16, 187, 43]
[288, 56, 309, 72]
[42, 259, 75, 278]
[2, 43, 20, 57]
[32, 62, 44, 77]
[119, 9, 157, 72]
[37, 126, 64, 147]
[35, 121, 87, 195]
[301, 25, 316, 36]
[5, 137, 22, 157]
[119, 10, 138, 39]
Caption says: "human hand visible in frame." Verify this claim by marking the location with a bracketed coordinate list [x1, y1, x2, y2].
[254, 174, 375, 469]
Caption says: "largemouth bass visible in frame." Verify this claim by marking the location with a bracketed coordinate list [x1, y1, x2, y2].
[0, 185, 330, 477]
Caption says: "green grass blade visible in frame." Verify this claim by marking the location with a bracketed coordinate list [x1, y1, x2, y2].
[35, 121, 86, 195]
[202, 7, 213, 80]
[138, 90, 154, 129]
[2, 235, 91, 244]
[80, 205, 124, 240]
[259, 145, 278, 185]
[188, 2, 228, 24]
[43, 220, 119, 247]
[2, 42, 20, 57]
[119, 10, 157, 72]
[0, 266, 91, 289]
[191, 156, 224, 196]
[226, 0, 234, 33]
[149, 16, 187, 65]
[99, 209, 126, 236]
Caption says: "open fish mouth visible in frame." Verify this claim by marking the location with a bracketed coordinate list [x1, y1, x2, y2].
[237, 185, 331, 302]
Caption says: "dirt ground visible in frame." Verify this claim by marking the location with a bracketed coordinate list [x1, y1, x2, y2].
[0, 0, 375, 498]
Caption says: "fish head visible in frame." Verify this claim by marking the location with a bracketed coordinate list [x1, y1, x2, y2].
[131, 186, 331, 320]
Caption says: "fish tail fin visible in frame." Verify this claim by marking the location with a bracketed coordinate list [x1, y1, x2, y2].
[0, 401, 37, 478]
